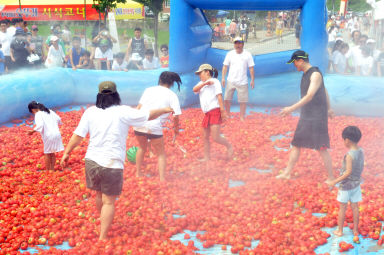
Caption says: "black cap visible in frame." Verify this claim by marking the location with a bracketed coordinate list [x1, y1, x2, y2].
[287, 50, 308, 64]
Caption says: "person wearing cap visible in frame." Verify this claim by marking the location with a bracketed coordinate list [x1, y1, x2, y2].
[61, 81, 174, 240]
[193, 64, 233, 161]
[221, 36, 255, 121]
[133, 72, 182, 181]
[45, 35, 65, 68]
[29, 25, 45, 67]
[45, 24, 66, 55]
[94, 38, 114, 70]
[10, 28, 31, 70]
[277, 50, 334, 181]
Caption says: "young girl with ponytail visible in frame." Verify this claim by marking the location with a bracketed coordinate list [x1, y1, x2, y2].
[28, 101, 64, 170]
[134, 71, 182, 181]
[193, 64, 233, 161]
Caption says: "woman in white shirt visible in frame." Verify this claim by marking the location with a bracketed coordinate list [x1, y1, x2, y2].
[134, 71, 182, 181]
[45, 36, 65, 68]
[193, 64, 233, 162]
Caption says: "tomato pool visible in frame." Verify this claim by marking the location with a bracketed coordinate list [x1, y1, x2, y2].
[1, 106, 384, 255]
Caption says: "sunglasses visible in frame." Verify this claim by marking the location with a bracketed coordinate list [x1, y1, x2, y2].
[32, 29, 38, 31]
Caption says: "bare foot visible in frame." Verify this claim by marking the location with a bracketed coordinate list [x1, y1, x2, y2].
[276, 171, 291, 179]
[325, 178, 335, 183]
[136, 171, 143, 177]
[198, 157, 209, 162]
[333, 229, 343, 237]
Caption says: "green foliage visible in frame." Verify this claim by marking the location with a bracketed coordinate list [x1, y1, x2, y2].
[92, 0, 127, 16]
[135, 0, 164, 14]
[326, 0, 371, 12]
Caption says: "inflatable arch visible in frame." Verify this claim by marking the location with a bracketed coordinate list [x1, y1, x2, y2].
[169, 0, 329, 75]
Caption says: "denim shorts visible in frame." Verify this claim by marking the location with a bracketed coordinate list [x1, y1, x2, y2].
[337, 185, 362, 204]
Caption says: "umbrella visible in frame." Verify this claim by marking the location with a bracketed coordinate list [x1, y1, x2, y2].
[216, 10, 229, 18]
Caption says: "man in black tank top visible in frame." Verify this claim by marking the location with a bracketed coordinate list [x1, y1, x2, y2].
[124, 27, 146, 69]
[276, 50, 335, 182]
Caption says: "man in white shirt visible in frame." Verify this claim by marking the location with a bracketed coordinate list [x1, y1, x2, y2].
[222, 37, 255, 121]
[0, 20, 12, 72]
[142, 48, 160, 70]
[94, 39, 113, 70]
[60, 81, 173, 240]
[112, 52, 128, 71]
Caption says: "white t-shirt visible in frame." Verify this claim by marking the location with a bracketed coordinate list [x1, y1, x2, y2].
[74, 105, 149, 169]
[34, 110, 64, 154]
[134, 86, 181, 135]
[94, 47, 113, 61]
[0, 31, 11, 56]
[7, 26, 16, 37]
[348, 45, 362, 69]
[359, 56, 373, 76]
[112, 60, 128, 71]
[223, 49, 255, 85]
[332, 50, 347, 73]
[45, 45, 65, 68]
[142, 57, 160, 70]
[196, 78, 222, 113]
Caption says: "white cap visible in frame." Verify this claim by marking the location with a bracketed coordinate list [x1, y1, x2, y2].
[366, 39, 376, 44]
[50, 35, 59, 42]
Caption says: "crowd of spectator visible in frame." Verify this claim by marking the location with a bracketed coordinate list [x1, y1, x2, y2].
[0, 18, 170, 75]
[327, 14, 384, 76]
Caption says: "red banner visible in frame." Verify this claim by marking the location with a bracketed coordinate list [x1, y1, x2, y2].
[0, 5, 104, 21]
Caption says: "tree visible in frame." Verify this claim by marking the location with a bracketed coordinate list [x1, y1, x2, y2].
[92, 0, 127, 24]
[135, 0, 165, 57]
[326, 0, 371, 13]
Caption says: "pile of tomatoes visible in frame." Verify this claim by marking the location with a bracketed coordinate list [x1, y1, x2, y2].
[0, 107, 384, 255]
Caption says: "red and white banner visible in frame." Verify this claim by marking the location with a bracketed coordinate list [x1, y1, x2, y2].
[0, 5, 103, 21]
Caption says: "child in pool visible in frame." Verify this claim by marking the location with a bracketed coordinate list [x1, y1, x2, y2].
[193, 64, 233, 161]
[28, 101, 64, 170]
[326, 126, 364, 237]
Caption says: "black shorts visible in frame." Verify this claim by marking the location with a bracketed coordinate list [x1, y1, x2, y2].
[134, 130, 163, 140]
[85, 159, 123, 196]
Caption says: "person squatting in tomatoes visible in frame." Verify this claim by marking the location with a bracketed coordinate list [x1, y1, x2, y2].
[60, 81, 174, 240]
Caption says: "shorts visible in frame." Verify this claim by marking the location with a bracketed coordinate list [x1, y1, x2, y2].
[240, 30, 247, 35]
[224, 81, 248, 102]
[202, 108, 222, 128]
[85, 159, 123, 196]
[134, 130, 163, 140]
[337, 185, 362, 204]
[276, 29, 283, 36]
[4, 56, 12, 71]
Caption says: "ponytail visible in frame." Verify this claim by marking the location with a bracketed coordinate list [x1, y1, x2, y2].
[28, 101, 50, 114]
[158, 71, 182, 91]
[208, 68, 218, 78]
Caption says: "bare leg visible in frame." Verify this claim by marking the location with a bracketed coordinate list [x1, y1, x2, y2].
[276, 146, 300, 179]
[150, 137, 166, 182]
[210, 124, 233, 159]
[95, 191, 102, 213]
[334, 203, 347, 237]
[50, 153, 56, 170]
[351, 202, 360, 236]
[224, 100, 231, 116]
[202, 127, 210, 161]
[99, 194, 117, 240]
[318, 149, 334, 181]
[135, 135, 148, 177]
[239, 102, 247, 121]
[44, 154, 51, 171]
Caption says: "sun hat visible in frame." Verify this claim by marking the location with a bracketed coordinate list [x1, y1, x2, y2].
[233, 36, 244, 43]
[14, 28, 25, 36]
[31, 25, 38, 30]
[98, 81, 117, 94]
[287, 50, 309, 64]
[195, 64, 213, 74]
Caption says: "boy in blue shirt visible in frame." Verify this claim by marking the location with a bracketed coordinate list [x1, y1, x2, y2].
[326, 126, 364, 237]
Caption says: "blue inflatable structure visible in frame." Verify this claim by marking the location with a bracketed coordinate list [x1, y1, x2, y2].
[0, 0, 383, 124]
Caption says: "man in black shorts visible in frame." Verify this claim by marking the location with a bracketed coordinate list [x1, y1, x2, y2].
[276, 50, 334, 182]
[61, 81, 173, 240]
